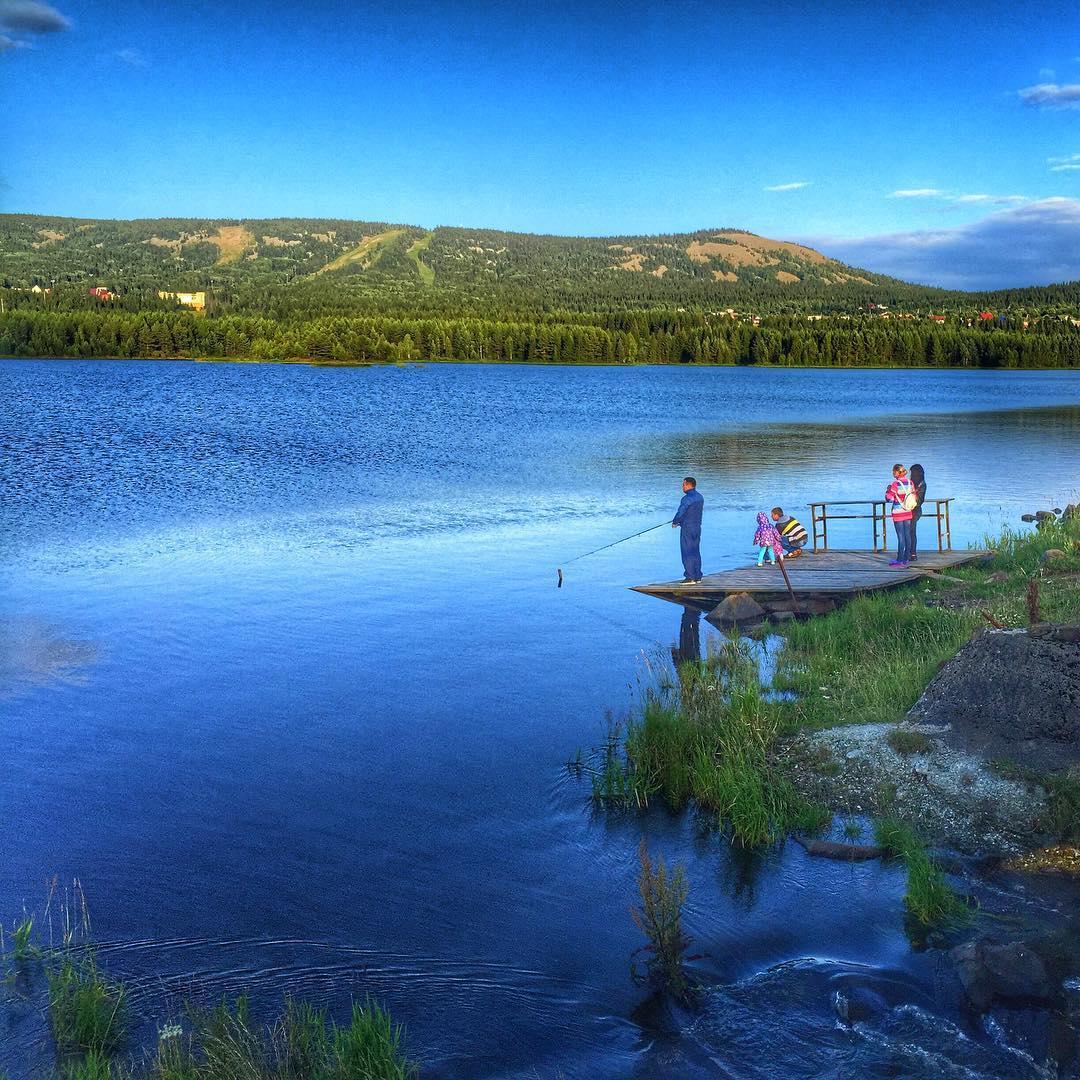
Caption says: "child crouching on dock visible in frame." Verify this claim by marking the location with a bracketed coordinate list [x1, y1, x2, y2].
[754, 512, 785, 566]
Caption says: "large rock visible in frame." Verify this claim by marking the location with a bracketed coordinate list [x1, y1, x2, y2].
[1063, 503, 1078, 522]
[1036, 510, 1057, 522]
[833, 985, 888, 1026]
[708, 592, 765, 625]
[1021, 514, 1038, 523]
[951, 939, 1056, 1011]
[1041, 548, 1067, 565]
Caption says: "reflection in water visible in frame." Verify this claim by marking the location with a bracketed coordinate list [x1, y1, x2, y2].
[637, 404, 1080, 514]
[671, 606, 702, 667]
[0, 617, 99, 698]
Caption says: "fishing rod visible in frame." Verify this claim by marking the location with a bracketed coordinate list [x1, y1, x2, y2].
[557, 520, 670, 587]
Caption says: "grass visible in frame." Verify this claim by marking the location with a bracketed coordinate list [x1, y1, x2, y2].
[772, 595, 979, 731]
[630, 841, 694, 1003]
[992, 760, 1080, 842]
[594, 651, 825, 846]
[874, 817, 973, 927]
[147, 995, 415, 1079]
[10, 913, 36, 961]
[1042, 771, 1080, 843]
[772, 515, 1080, 736]
[318, 229, 407, 275]
[48, 953, 128, 1055]
[406, 233, 435, 286]
[59, 1050, 116, 1079]
[886, 729, 933, 756]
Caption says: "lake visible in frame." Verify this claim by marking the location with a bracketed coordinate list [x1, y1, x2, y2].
[2, 360, 1079, 1077]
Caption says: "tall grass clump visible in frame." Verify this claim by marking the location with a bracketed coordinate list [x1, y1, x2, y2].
[9, 913, 36, 962]
[145, 995, 415, 1079]
[875, 818, 972, 928]
[630, 841, 694, 1003]
[598, 655, 813, 846]
[59, 1050, 116, 1079]
[48, 952, 128, 1055]
[981, 517, 1080, 576]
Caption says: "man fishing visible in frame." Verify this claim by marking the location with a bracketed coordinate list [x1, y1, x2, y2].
[672, 476, 704, 583]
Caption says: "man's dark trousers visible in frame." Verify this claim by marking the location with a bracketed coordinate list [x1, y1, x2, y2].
[681, 528, 702, 580]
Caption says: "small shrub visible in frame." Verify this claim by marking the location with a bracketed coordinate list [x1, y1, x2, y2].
[886, 728, 933, 756]
[630, 840, 694, 1002]
[48, 953, 127, 1054]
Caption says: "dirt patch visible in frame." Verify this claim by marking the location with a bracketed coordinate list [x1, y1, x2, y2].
[261, 235, 302, 248]
[715, 231, 829, 264]
[210, 225, 255, 265]
[909, 628, 1080, 774]
[651, 264, 668, 277]
[712, 269, 738, 282]
[614, 253, 645, 271]
[32, 229, 66, 247]
[776, 270, 800, 284]
[688, 240, 774, 267]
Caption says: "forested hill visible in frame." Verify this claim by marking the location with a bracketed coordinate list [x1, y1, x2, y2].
[0, 213, 917, 306]
[3, 214, 1079, 368]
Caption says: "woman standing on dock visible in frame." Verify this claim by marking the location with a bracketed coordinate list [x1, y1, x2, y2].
[909, 464, 927, 563]
[885, 463, 917, 567]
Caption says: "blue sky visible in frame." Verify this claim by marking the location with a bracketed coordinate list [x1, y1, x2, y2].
[3, 0, 1080, 288]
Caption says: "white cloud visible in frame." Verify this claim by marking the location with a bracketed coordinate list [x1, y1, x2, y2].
[763, 181, 810, 192]
[1018, 82, 1080, 110]
[113, 47, 148, 68]
[953, 193, 1028, 205]
[891, 188, 1028, 207]
[0, 1, 69, 34]
[805, 198, 1080, 290]
[0, 31, 29, 49]
[1048, 153, 1080, 172]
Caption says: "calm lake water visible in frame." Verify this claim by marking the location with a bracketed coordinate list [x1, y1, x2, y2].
[2, 360, 1079, 1077]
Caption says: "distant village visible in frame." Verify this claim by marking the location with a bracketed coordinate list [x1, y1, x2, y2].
[5, 286, 1080, 330]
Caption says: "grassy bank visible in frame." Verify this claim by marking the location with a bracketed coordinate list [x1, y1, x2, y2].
[590, 515, 1079, 920]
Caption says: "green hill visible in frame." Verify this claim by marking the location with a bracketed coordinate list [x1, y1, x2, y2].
[0, 213, 916, 304]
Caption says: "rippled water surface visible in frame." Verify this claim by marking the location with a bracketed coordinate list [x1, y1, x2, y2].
[2, 360, 1079, 1077]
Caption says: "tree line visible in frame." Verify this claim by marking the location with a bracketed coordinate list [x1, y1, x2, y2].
[3, 307, 1079, 368]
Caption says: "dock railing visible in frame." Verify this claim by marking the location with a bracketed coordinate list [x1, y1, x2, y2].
[808, 499, 953, 553]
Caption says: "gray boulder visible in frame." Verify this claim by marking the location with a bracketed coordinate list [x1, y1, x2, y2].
[951, 939, 1055, 1011]
[707, 592, 765, 626]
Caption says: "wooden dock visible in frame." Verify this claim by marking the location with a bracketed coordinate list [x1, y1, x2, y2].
[632, 548, 989, 606]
